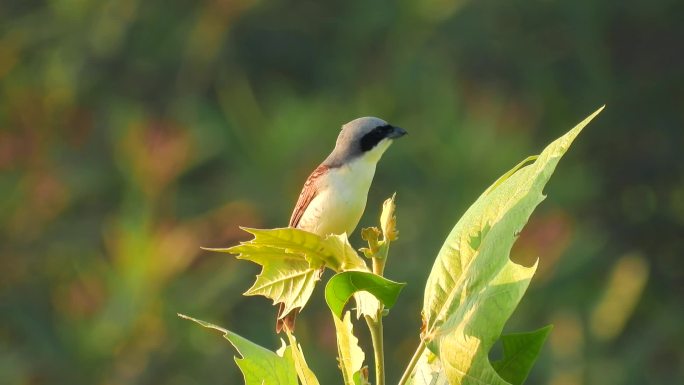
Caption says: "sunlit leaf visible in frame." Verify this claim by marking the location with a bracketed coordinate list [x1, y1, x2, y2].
[421, 107, 603, 384]
[228, 244, 320, 316]
[178, 314, 297, 385]
[492, 325, 553, 385]
[325, 271, 405, 318]
[285, 331, 321, 385]
[333, 311, 366, 385]
[380, 194, 398, 241]
[237, 227, 367, 271]
[206, 227, 369, 318]
[409, 326, 551, 385]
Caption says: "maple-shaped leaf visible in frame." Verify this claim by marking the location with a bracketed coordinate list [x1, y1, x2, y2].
[217, 243, 321, 316]
[230, 228, 367, 271]
[206, 227, 369, 319]
[421, 107, 603, 385]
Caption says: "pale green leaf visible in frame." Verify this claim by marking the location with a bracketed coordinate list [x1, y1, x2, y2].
[325, 271, 405, 318]
[436, 261, 537, 385]
[210, 227, 369, 318]
[285, 331, 321, 385]
[178, 314, 298, 385]
[421, 107, 603, 384]
[333, 311, 366, 385]
[492, 325, 553, 385]
[230, 245, 320, 316]
[239, 227, 367, 271]
[323, 233, 369, 271]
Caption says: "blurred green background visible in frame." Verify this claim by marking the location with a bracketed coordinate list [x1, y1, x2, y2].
[1, 0, 683, 384]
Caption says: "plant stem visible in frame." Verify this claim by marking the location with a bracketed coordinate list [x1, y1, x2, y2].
[397, 340, 426, 385]
[365, 315, 385, 385]
[367, 246, 388, 385]
[372, 257, 385, 276]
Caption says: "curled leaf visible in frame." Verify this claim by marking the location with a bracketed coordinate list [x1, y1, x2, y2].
[325, 271, 406, 319]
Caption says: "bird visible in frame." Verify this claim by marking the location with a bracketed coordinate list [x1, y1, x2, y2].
[276, 116, 407, 333]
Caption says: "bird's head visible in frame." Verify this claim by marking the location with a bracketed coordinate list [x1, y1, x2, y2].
[325, 117, 407, 166]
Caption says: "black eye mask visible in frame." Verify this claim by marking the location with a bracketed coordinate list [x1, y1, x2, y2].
[360, 125, 393, 152]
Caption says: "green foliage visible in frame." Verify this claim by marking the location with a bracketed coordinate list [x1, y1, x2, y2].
[187, 109, 603, 385]
[492, 326, 553, 385]
[205, 227, 368, 317]
[178, 314, 298, 385]
[333, 311, 367, 385]
[419, 107, 603, 384]
[286, 332, 322, 385]
[325, 271, 405, 318]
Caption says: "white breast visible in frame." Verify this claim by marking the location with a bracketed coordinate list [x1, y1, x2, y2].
[297, 157, 378, 236]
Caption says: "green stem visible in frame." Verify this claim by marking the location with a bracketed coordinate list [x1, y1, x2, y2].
[365, 315, 385, 385]
[372, 257, 385, 276]
[397, 340, 427, 385]
[367, 244, 388, 385]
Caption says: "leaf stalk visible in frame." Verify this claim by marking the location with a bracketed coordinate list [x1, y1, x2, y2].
[396, 340, 426, 385]
[367, 238, 390, 385]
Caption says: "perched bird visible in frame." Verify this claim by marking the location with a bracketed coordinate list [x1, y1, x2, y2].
[277, 117, 407, 332]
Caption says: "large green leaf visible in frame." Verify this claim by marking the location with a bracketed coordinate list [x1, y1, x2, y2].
[409, 326, 552, 385]
[231, 227, 367, 271]
[230, 244, 320, 316]
[421, 107, 603, 384]
[178, 314, 298, 385]
[205, 227, 369, 317]
[492, 326, 553, 385]
[325, 271, 406, 318]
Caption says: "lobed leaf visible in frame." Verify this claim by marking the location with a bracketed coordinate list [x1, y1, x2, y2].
[421, 107, 603, 384]
[238, 227, 367, 271]
[178, 314, 298, 385]
[209, 227, 370, 319]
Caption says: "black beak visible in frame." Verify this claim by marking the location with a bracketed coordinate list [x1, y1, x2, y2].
[388, 125, 408, 139]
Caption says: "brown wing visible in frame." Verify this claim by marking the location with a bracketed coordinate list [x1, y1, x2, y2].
[277, 164, 329, 333]
[289, 164, 329, 228]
